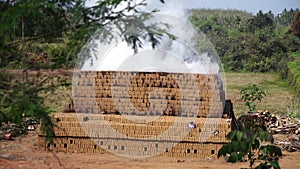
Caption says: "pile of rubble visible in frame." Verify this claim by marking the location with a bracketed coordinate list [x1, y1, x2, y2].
[244, 110, 300, 152]
[0, 117, 38, 140]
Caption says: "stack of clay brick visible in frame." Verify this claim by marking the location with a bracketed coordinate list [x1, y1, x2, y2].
[38, 71, 229, 158]
[73, 71, 225, 118]
[38, 113, 231, 159]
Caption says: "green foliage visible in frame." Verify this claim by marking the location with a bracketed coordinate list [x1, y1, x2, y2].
[0, 0, 168, 69]
[0, 42, 75, 69]
[246, 10, 275, 33]
[291, 12, 300, 37]
[189, 9, 252, 31]
[218, 120, 282, 169]
[240, 85, 266, 111]
[276, 8, 300, 26]
[190, 9, 298, 74]
[0, 69, 70, 142]
[290, 51, 300, 59]
[0, 0, 72, 43]
[0, 0, 78, 68]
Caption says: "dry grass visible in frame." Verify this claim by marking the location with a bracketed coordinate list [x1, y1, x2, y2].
[43, 84, 72, 112]
[225, 72, 296, 117]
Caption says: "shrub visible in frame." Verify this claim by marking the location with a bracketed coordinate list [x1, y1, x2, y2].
[218, 119, 282, 169]
[240, 85, 266, 112]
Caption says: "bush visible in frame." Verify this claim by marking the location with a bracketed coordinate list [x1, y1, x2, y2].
[218, 119, 282, 169]
[0, 42, 75, 69]
[240, 85, 266, 112]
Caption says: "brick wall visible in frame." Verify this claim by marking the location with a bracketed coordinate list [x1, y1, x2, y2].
[39, 113, 231, 159]
[72, 71, 225, 117]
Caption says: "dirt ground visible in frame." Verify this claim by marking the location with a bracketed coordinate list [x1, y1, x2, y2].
[1, 70, 299, 168]
[0, 131, 299, 169]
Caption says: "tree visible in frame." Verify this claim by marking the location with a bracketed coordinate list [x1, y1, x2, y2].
[0, 0, 167, 141]
[0, 0, 168, 68]
[247, 10, 275, 33]
[276, 8, 300, 26]
[291, 12, 300, 37]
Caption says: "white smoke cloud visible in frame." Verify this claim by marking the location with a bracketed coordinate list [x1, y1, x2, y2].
[146, 0, 188, 19]
[80, 0, 221, 74]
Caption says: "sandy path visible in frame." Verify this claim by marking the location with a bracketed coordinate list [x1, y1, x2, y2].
[0, 131, 299, 169]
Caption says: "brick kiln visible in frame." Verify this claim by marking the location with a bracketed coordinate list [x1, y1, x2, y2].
[38, 71, 231, 159]
[72, 71, 224, 117]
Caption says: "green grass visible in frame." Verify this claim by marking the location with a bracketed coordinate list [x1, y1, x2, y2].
[286, 97, 300, 118]
[288, 51, 300, 96]
[285, 51, 300, 118]
[225, 72, 297, 117]
[290, 51, 300, 59]
[288, 61, 300, 92]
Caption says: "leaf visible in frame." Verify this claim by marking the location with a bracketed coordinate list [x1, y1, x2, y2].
[228, 152, 238, 163]
[251, 132, 259, 143]
[260, 145, 268, 155]
[268, 145, 282, 157]
[228, 152, 244, 163]
[218, 145, 227, 157]
[270, 161, 281, 169]
[227, 131, 236, 140]
[236, 131, 243, 141]
[257, 128, 269, 141]
[151, 9, 160, 13]
[252, 139, 260, 150]
[226, 143, 233, 153]
[254, 162, 268, 169]
[236, 152, 244, 162]
[240, 85, 266, 111]
[232, 141, 240, 152]
[240, 141, 249, 153]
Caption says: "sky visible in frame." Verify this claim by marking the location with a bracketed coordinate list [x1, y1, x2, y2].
[144, 0, 300, 16]
[85, 0, 299, 15]
[185, 0, 300, 15]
